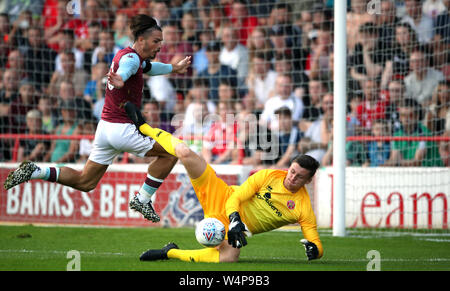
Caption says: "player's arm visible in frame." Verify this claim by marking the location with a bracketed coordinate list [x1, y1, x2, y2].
[143, 56, 192, 76]
[108, 53, 141, 89]
[225, 170, 269, 248]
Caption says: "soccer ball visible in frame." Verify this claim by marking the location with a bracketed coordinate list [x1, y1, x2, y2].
[195, 218, 225, 247]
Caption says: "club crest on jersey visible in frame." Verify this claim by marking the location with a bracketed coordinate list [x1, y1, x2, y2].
[287, 200, 295, 210]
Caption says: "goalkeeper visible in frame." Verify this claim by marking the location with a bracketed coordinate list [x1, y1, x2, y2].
[125, 103, 323, 263]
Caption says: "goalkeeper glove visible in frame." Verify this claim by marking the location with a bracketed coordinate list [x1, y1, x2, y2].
[227, 212, 248, 248]
[300, 239, 319, 261]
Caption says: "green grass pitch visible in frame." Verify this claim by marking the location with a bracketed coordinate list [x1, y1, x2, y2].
[0, 224, 449, 271]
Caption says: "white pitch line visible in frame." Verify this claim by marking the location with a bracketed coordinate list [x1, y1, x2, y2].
[0, 249, 131, 257]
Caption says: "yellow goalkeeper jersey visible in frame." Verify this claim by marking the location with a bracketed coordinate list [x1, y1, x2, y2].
[225, 168, 323, 258]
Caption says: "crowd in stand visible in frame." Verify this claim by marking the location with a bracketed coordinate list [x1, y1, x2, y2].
[0, 0, 448, 167]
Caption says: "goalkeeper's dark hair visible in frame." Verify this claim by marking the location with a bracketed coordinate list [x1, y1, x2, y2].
[130, 14, 161, 41]
[291, 155, 320, 178]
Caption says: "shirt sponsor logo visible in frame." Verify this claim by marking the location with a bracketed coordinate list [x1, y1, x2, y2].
[255, 192, 282, 217]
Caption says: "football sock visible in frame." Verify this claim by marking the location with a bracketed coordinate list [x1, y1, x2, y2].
[31, 166, 60, 182]
[167, 247, 220, 263]
[139, 124, 184, 157]
[137, 174, 164, 204]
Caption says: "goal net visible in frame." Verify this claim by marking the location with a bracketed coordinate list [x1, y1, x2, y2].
[0, 0, 448, 232]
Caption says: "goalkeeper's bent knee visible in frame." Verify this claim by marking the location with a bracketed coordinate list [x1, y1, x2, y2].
[139, 124, 184, 157]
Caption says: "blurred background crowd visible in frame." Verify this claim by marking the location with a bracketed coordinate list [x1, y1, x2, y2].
[0, 0, 448, 168]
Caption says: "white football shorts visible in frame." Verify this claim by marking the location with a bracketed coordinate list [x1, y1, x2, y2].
[88, 119, 156, 165]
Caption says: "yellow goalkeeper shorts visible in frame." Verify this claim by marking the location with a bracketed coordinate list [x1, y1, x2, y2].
[190, 164, 232, 232]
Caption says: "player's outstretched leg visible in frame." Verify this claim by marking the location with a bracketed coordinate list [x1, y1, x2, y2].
[124, 101, 207, 180]
[140, 242, 179, 261]
[139, 243, 221, 263]
[4, 161, 38, 190]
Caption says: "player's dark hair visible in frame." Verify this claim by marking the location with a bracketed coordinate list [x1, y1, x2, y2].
[130, 14, 161, 41]
[291, 155, 320, 178]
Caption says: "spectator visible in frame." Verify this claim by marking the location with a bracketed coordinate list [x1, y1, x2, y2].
[385, 79, 407, 133]
[246, 26, 273, 64]
[380, 22, 418, 89]
[92, 75, 107, 121]
[113, 13, 132, 49]
[202, 100, 238, 164]
[197, 40, 238, 102]
[0, 0, 43, 23]
[274, 107, 302, 169]
[64, 0, 108, 40]
[268, 2, 301, 48]
[91, 29, 121, 66]
[347, 0, 375, 54]
[295, 10, 313, 52]
[356, 78, 389, 132]
[433, 0, 449, 45]
[6, 49, 28, 80]
[54, 29, 85, 73]
[149, 0, 171, 25]
[10, 81, 38, 132]
[404, 48, 444, 106]
[349, 23, 384, 94]
[207, 4, 228, 40]
[184, 78, 216, 114]
[0, 68, 20, 128]
[219, 25, 249, 87]
[142, 99, 175, 133]
[7, 10, 34, 48]
[440, 126, 450, 166]
[401, 0, 434, 43]
[268, 26, 292, 66]
[235, 111, 276, 168]
[0, 69, 19, 160]
[366, 119, 391, 167]
[157, 21, 194, 94]
[44, 99, 79, 163]
[374, 0, 400, 54]
[245, 52, 277, 109]
[180, 11, 200, 50]
[298, 92, 333, 163]
[423, 0, 447, 19]
[347, 94, 363, 137]
[76, 118, 97, 163]
[37, 95, 57, 133]
[218, 79, 238, 105]
[301, 78, 327, 124]
[48, 50, 89, 98]
[274, 53, 309, 97]
[17, 109, 50, 163]
[22, 26, 57, 91]
[0, 13, 11, 68]
[192, 29, 214, 75]
[384, 98, 443, 166]
[228, 0, 259, 46]
[424, 80, 450, 136]
[306, 28, 333, 80]
[58, 79, 93, 123]
[179, 101, 211, 154]
[322, 120, 369, 167]
[81, 21, 102, 72]
[146, 73, 177, 117]
[43, 0, 74, 51]
[84, 61, 108, 106]
[259, 74, 304, 131]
